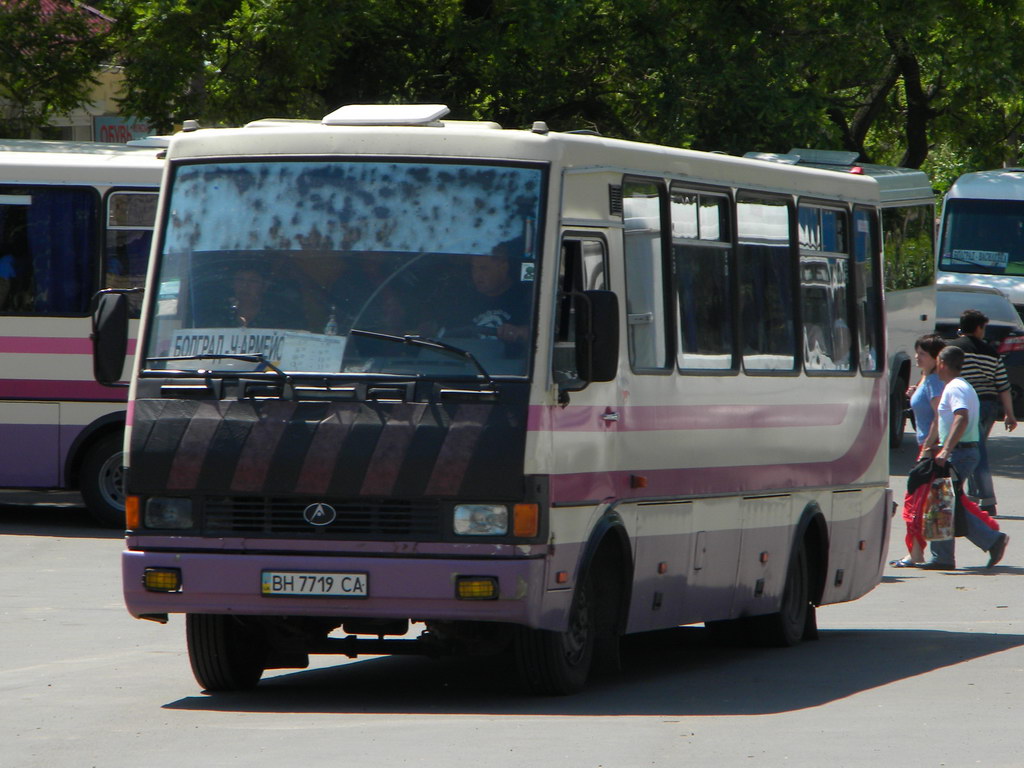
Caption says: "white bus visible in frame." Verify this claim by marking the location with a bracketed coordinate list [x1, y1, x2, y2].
[0, 139, 163, 524]
[936, 168, 1024, 310]
[95, 105, 894, 694]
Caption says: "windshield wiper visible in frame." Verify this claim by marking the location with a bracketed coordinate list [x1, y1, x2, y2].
[349, 329, 494, 386]
[146, 353, 290, 380]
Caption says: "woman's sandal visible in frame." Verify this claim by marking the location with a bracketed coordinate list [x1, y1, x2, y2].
[889, 557, 921, 568]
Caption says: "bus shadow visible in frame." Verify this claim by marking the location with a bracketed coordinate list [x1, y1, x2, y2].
[0, 499, 121, 539]
[162, 626, 1024, 716]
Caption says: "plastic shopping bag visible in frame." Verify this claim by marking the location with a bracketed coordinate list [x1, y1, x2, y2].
[922, 475, 956, 541]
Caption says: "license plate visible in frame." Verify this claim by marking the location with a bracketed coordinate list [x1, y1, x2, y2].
[261, 570, 368, 598]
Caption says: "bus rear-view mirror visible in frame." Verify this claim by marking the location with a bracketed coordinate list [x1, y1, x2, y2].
[576, 290, 619, 384]
[92, 291, 129, 386]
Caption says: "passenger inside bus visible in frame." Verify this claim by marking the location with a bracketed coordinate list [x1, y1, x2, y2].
[441, 240, 532, 352]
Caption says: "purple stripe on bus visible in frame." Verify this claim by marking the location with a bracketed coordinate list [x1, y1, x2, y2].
[424, 403, 491, 496]
[359, 404, 428, 496]
[0, 423, 60, 486]
[0, 379, 127, 401]
[0, 337, 138, 355]
[295, 407, 358, 495]
[230, 401, 297, 492]
[527, 401, 848, 432]
[166, 401, 227, 491]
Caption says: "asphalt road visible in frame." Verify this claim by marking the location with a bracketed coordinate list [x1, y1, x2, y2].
[2, 433, 1024, 768]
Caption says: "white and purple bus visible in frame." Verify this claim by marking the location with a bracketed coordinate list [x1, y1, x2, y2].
[0, 139, 162, 525]
[94, 105, 893, 694]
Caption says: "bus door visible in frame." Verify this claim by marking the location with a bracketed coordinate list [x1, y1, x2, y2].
[546, 234, 620, 583]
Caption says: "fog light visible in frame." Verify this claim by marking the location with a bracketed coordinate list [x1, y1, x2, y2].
[145, 497, 194, 529]
[456, 576, 498, 600]
[143, 567, 182, 592]
[453, 504, 508, 536]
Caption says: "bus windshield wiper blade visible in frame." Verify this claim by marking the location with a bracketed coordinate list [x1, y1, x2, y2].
[146, 353, 290, 379]
[349, 329, 494, 386]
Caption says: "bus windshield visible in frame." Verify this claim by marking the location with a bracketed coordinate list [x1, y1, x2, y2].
[938, 198, 1024, 276]
[145, 159, 544, 378]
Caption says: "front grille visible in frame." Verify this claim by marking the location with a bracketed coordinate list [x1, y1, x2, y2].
[202, 496, 443, 539]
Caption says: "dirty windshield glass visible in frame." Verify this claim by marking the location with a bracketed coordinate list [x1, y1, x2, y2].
[145, 160, 544, 377]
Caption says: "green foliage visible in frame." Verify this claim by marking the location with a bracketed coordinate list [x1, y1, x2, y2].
[94, 0, 1024, 176]
[0, 0, 112, 137]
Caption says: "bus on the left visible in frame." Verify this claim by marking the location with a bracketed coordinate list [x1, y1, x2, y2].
[0, 139, 163, 525]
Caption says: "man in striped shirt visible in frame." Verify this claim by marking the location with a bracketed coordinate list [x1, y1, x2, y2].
[948, 309, 1018, 516]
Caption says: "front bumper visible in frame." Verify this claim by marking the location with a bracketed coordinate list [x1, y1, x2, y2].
[122, 548, 566, 630]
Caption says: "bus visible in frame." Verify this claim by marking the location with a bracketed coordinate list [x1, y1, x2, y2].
[94, 105, 894, 694]
[935, 168, 1024, 312]
[0, 139, 163, 525]
[746, 149, 936, 448]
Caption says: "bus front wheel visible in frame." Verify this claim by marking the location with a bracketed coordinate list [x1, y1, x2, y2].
[514, 571, 596, 695]
[186, 614, 266, 692]
[79, 433, 126, 528]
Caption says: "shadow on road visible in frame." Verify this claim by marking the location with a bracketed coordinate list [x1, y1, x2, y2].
[163, 625, 1024, 716]
[0, 499, 121, 540]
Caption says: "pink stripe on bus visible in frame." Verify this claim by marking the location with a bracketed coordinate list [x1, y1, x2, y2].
[0, 337, 137, 355]
[296, 408, 358, 495]
[230, 401, 297, 492]
[425, 403, 491, 496]
[166, 401, 226, 491]
[0, 379, 126, 401]
[360, 404, 427, 496]
[528, 402, 848, 432]
[547, 380, 886, 503]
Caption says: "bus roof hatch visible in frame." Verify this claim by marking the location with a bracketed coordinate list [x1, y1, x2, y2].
[322, 104, 451, 127]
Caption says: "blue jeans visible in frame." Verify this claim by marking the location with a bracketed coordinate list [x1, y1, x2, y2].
[968, 398, 1000, 511]
[930, 444, 1000, 565]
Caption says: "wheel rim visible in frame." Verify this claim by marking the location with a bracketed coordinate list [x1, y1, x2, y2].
[98, 450, 126, 511]
[561, 580, 593, 666]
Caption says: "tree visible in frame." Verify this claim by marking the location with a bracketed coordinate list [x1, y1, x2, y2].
[105, 0, 1024, 179]
[0, 0, 113, 138]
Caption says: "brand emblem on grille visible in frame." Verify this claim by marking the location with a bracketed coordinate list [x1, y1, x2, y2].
[303, 502, 337, 526]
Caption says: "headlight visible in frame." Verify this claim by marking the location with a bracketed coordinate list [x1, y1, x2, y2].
[453, 504, 508, 536]
[144, 497, 194, 529]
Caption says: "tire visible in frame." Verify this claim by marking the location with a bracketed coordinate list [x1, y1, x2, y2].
[186, 614, 266, 692]
[888, 383, 907, 449]
[515, 570, 596, 695]
[79, 432, 126, 528]
[751, 537, 814, 648]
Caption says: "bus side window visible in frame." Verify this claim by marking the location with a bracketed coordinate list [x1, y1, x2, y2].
[554, 239, 608, 385]
[623, 179, 669, 371]
[854, 208, 883, 372]
[737, 194, 796, 372]
[799, 205, 852, 373]
[106, 191, 158, 318]
[0, 185, 98, 315]
[671, 187, 734, 371]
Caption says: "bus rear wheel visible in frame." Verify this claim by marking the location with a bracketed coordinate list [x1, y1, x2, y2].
[79, 433, 126, 528]
[752, 538, 814, 647]
[514, 570, 596, 695]
[186, 614, 266, 692]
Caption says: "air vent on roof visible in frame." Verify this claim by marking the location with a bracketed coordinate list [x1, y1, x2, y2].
[322, 104, 450, 126]
[609, 185, 623, 216]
